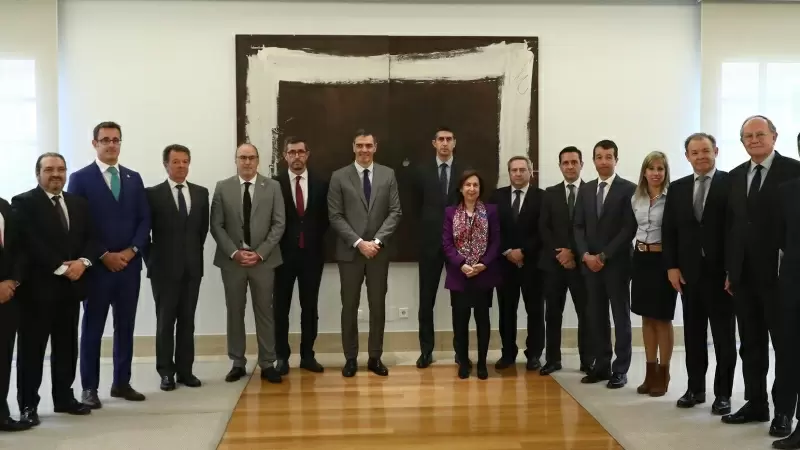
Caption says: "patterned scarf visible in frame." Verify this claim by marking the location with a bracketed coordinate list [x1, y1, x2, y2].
[452, 200, 489, 266]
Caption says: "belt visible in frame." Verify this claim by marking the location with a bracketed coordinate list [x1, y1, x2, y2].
[636, 242, 662, 252]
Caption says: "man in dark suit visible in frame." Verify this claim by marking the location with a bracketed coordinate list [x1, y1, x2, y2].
[412, 127, 463, 369]
[573, 139, 637, 389]
[538, 146, 590, 375]
[145, 144, 209, 391]
[489, 156, 544, 371]
[0, 197, 31, 432]
[662, 133, 735, 416]
[12, 153, 101, 426]
[68, 121, 151, 407]
[272, 137, 328, 375]
[721, 116, 800, 439]
[327, 129, 402, 377]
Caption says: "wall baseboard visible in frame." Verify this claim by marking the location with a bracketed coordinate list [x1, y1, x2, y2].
[110, 326, 687, 358]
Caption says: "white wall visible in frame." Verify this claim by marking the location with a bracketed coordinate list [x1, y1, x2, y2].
[58, 0, 701, 337]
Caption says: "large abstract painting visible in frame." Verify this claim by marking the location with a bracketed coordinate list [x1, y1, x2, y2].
[235, 35, 539, 262]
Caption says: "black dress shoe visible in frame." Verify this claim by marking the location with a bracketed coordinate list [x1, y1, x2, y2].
[540, 362, 562, 376]
[494, 358, 515, 370]
[771, 415, 793, 438]
[110, 384, 146, 401]
[526, 359, 542, 371]
[457, 364, 470, 379]
[416, 353, 432, 369]
[19, 407, 39, 426]
[676, 390, 706, 408]
[300, 358, 324, 373]
[276, 359, 289, 376]
[367, 358, 389, 376]
[711, 397, 731, 416]
[0, 417, 32, 432]
[581, 370, 611, 384]
[160, 375, 176, 391]
[721, 402, 770, 424]
[225, 366, 247, 382]
[81, 389, 102, 409]
[774, 426, 800, 449]
[261, 366, 282, 384]
[177, 374, 202, 387]
[54, 399, 92, 416]
[607, 372, 627, 389]
[342, 359, 358, 377]
[477, 363, 489, 380]
[455, 354, 473, 369]
[580, 364, 591, 373]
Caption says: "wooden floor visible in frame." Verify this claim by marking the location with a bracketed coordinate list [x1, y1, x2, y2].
[218, 365, 622, 450]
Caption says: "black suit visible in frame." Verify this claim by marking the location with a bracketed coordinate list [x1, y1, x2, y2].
[0, 198, 23, 419]
[777, 176, 800, 420]
[145, 181, 209, 378]
[411, 159, 462, 355]
[489, 185, 544, 362]
[725, 152, 800, 415]
[11, 188, 100, 409]
[662, 170, 736, 398]
[273, 171, 329, 361]
[573, 175, 637, 375]
[538, 181, 589, 367]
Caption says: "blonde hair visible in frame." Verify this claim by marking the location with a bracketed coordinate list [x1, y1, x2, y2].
[636, 151, 670, 198]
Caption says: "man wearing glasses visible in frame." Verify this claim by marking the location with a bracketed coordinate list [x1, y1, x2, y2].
[210, 143, 285, 384]
[67, 122, 151, 408]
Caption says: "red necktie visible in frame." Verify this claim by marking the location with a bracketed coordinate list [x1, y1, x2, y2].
[295, 176, 305, 248]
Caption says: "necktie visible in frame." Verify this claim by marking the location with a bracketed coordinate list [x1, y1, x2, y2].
[53, 195, 69, 231]
[512, 189, 522, 221]
[363, 169, 371, 205]
[596, 181, 607, 218]
[243, 182, 252, 245]
[439, 163, 448, 198]
[747, 164, 763, 217]
[108, 167, 121, 200]
[693, 175, 708, 222]
[176, 184, 188, 217]
[295, 176, 305, 249]
[567, 184, 576, 219]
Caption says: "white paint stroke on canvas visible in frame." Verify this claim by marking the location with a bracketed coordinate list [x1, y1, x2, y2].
[245, 41, 534, 186]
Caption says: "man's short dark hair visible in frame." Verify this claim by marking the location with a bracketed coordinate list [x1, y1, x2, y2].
[353, 129, 377, 144]
[684, 132, 717, 151]
[434, 126, 455, 139]
[235, 143, 259, 157]
[93, 121, 122, 140]
[162, 144, 191, 164]
[284, 136, 309, 151]
[35, 152, 66, 176]
[592, 139, 618, 159]
[559, 146, 583, 163]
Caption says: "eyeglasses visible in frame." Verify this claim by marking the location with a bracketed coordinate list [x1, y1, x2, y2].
[742, 132, 770, 142]
[97, 138, 122, 145]
[286, 150, 307, 157]
[237, 155, 258, 162]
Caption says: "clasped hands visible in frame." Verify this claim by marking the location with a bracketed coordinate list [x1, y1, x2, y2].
[582, 252, 604, 272]
[0, 280, 17, 304]
[357, 240, 381, 259]
[461, 263, 487, 278]
[233, 250, 261, 268]
[61, 260, 88, 281]
[555, 248, 577, 269]
[102, 248, 136, 273]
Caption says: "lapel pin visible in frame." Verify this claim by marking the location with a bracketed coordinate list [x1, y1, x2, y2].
[126, 174, 130, 178]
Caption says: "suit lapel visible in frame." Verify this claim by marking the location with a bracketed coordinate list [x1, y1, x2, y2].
[37, 188, 68, 238]
[91, 163, 117, 203]
[761, 152, 785, 192]
[586, 180, 598, 220]
[251, 175, 268, 218]
[348, 165, 368, 210]
[368, 165, 381, 211]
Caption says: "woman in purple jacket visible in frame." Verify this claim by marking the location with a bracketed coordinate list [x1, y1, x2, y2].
[442, 169, 503, 380]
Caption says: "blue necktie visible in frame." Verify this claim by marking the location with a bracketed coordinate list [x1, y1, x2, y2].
[596, 181, 607, 218]
[363, 168, 371, 204]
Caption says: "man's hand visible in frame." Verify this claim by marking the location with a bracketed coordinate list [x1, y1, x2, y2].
[563, 260, 577, 270]
[358, 241, 379, 259]
[0, 280, 17, 304]
[102, 252, 128, 272]
[556, 248, 574, 266]
[506, 249, 524, 265]
[724, 275, 733, 296]
[667, 268, 685, 294]
[120, 248, 136, 263]
[583, 253, 604, 272]
[63, 260, 87, 281]
[233, 250, 260, 267]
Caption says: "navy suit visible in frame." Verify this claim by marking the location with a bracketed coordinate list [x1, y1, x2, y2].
[68, 161, 150, 390]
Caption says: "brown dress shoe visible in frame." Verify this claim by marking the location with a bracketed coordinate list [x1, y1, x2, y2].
[650, 364, 670, 397]
[637, 361, 658, 395]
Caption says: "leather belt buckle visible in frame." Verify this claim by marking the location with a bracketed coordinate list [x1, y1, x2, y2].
[636, 242, 647, 252]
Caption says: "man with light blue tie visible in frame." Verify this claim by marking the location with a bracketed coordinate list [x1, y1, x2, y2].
[67, 121, 151, 408]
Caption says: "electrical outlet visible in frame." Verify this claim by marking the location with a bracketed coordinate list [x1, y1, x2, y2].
[398, 307, 409, 319]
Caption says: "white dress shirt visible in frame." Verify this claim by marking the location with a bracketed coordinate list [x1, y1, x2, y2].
[747, 149, 776, 192]
[510, 183, 529, 210]
[46, 190, 91, 275]
[352, 162, 378, 248]
[0, 210, 5, 248]
[289, 169, 308, 208]
[436, 156, 453, 194]
[95, 158, 122, 190]
[693, 167, 716, 209]
[233, 175, 258, 255]
[564, 179, 582, 203]
[596, 173, 617, 204]
[632, 190, 667, 244]
[167, 178, 191, 214]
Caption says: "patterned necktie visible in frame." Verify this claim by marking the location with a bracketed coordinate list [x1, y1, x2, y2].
[596, 181, 607, 218]
[363, 169, 371, 204]
[567, 184, 576, 219]
[439, 163, 448, 198]
[295, 176, 305, 249]
[693, 175, 708, 222]
[176, 184, 188, 217]
[52, 195, 69, 231]
[512, 189, 522, 221]
[108, 166, 121, 200]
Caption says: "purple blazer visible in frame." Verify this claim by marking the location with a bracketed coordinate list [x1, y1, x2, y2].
[442, 203, 503, 292]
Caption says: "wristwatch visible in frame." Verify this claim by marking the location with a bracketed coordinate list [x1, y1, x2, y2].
[131, 246, 139, 254]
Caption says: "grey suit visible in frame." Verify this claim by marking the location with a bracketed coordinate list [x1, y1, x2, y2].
[210, 174, 285, 369]
[327, 162, 402, 359]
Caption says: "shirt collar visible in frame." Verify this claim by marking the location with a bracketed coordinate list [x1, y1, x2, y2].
[598, 173, 616, 186]
[564, 179, 581, 190]
[694, 167, 716, 180]
[289, 169, 308, 180]
[95, 158, 120, 174]
[354, 162, 374, 173]
[167, 178, 187, 189]
[511, 183, 529, 195]
[239, 175, 257, 184]
[751, 150, 776, 172]
[436, 156, 453, 167]
[40, 186, 64, 199]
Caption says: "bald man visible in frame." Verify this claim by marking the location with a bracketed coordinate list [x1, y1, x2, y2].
[210, 144, 286, 384]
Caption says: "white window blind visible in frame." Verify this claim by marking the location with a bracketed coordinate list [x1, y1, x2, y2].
[0, 59, 37, 198]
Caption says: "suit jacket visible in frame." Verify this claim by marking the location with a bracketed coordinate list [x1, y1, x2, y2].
[10, 187, 100, 302]
[442, 203, 503, 291]
[662, 170, 731, 284]
[0, 198, 23, 286]
[725, 151, 800, 286]
[778, 177, 800, 283]
[273, 170, 329, 263]
[327, 162, 402, 262]
[67, 162, 151, 272]
[573, 175, 637, 274]
[538, 180, 583, 272]
[411, 159, 464, 258]
[144, 181, 209, 280]
[210, 173, 285, 270]
[488, 185, 543, 272]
